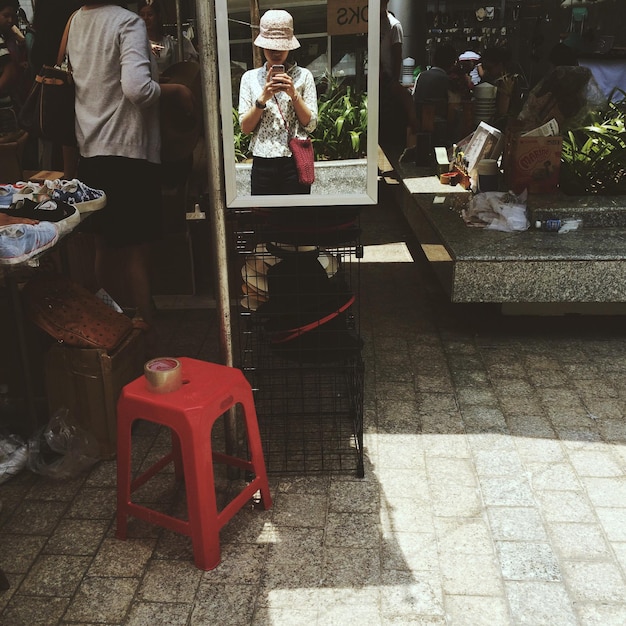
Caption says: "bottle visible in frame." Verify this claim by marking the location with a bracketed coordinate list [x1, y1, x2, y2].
[535, 219, 561, 231]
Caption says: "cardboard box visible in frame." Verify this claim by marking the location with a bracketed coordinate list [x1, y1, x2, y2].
[44, 329, 145, 458]
[505, 134, 563, 194]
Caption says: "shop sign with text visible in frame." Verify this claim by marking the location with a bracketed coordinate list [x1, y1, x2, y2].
[327, 0, 368, 36]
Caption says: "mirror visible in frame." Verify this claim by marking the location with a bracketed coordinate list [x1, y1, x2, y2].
[216, 0, 379, 207]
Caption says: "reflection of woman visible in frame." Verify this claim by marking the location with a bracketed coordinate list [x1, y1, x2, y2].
[238, 9, 317, 195]
[137, 0, 197, 75]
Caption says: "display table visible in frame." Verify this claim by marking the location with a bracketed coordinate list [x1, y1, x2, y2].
[390, 158, 626, 312]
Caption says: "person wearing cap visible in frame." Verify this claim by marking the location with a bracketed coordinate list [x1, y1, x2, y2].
[238, 9, 317, 195]
[459, 50, 481, 87]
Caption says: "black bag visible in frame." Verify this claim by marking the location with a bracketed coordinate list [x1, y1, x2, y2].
[18, 12, 77, 146]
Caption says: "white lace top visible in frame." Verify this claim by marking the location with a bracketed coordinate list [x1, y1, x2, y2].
[238, 63, 318, 158]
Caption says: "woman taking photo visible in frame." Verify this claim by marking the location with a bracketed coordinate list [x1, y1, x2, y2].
[238, 9, 317, 195]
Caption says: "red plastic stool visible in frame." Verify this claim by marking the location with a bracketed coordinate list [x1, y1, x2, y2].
[116, 357, 272, 570]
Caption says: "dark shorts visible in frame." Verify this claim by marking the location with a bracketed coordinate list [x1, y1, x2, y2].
[77, 156, 162, 248]
[251, 156, 311, 195]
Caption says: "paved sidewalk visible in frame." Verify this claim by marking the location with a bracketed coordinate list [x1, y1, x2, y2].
[1, 185, 626, 624]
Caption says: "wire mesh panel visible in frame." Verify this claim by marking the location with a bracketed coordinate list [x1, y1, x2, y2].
[231, 207, 364, 476]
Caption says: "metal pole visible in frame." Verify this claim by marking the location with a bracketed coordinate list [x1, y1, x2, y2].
[175, 0, 184, 63]
[194, 0, 237, 453]
[194, 0, 232, 368]
[249, 0, 262, 68]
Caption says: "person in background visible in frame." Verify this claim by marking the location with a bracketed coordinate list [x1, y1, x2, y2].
[238, 9, 317, 195]
[479, 46, 521, 123]
[458, 49, 481, 87]
[137, 0, 197, 75]
[0, 0, 27, 137]
[412, 44, 458, 146]
[66, 0, 193, 335]
[548, 42, 578, 68]
[378, 0, 418, 158]
[28, 0, 81, 174]
[478, 46, 511, 85]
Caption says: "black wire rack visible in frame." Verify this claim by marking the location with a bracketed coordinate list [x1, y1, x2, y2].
[230, 207, 365, 477]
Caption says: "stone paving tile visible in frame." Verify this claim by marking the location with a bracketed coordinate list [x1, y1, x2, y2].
[137, 559, 202, 604]
[0, 534, 47, 573]
[487, 506, 548, 542]
[547, 522, 611, 560]
[560, 560, 626, 603]
[125, 601, 192, 626]
[440, 552, 503, 596]
[87, 537, 155, 577]
[505, 580, 577, 626]
[2, 594, 70, 626]
[444, 595, 510, 626]
[18, 554, 91, 597]
[63, 576, 140, 623]
[381, 531, 439, 573]
[495, 541, 561, 581]
[576, 603, 626, 626]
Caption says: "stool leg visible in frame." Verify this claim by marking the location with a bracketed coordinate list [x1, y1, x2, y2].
[182, 423, 222, 570]
[171, 429, 184, 481]
[240, 392, 272, 511]
[116, 408, 133, 540]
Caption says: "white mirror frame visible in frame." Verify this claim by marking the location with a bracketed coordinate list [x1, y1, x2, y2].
[216, 0, 380, 208]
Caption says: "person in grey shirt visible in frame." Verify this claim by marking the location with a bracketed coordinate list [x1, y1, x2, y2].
[67, 0, 192, 337]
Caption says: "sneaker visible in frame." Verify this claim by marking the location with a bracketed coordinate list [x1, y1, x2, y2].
[11, 181, 51, 205]
[1, 198, 80, 237]
[50, 179, 106, 213]
[0, 222, 59, 265]
[0, 184, 21, 208]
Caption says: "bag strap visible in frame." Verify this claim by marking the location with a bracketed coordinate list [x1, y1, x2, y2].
[274, 95, 291, 135]
[56, 10, 79, 67]
[270, 295, 356, 344]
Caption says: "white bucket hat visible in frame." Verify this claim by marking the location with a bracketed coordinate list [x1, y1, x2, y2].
[254, 10, 300, 51]
[459, 50, 481, 62]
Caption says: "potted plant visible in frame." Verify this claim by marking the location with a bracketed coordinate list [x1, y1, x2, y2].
[560, 88, 626, 195]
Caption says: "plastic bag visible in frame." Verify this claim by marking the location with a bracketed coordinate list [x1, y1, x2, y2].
[27, 408, 99, 479]
[0, 433, 28, 484]
[462, 189, 529, 232]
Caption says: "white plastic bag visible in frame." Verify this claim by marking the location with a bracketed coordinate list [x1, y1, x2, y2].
[462, 189, 529, 232]
[27, 409, 99, 479]
[0, 433, 28, 484]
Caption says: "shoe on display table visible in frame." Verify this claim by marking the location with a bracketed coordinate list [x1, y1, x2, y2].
[0, 222, 59, 265]
[1, 198, 80, 237]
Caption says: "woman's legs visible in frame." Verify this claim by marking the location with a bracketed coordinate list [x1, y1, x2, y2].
[94, 238, 153, 325]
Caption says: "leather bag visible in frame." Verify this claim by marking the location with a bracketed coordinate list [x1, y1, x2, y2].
[18, 12, 77, 146]
[23, 273, 133, 352]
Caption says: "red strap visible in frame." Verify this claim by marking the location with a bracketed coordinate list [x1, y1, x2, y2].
[270, 295, 356, 344]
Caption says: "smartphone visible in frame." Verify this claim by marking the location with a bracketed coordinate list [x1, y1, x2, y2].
[270, 64, 285, 77]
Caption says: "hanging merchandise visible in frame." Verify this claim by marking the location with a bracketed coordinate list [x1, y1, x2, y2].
[561, 0, 609, 6]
